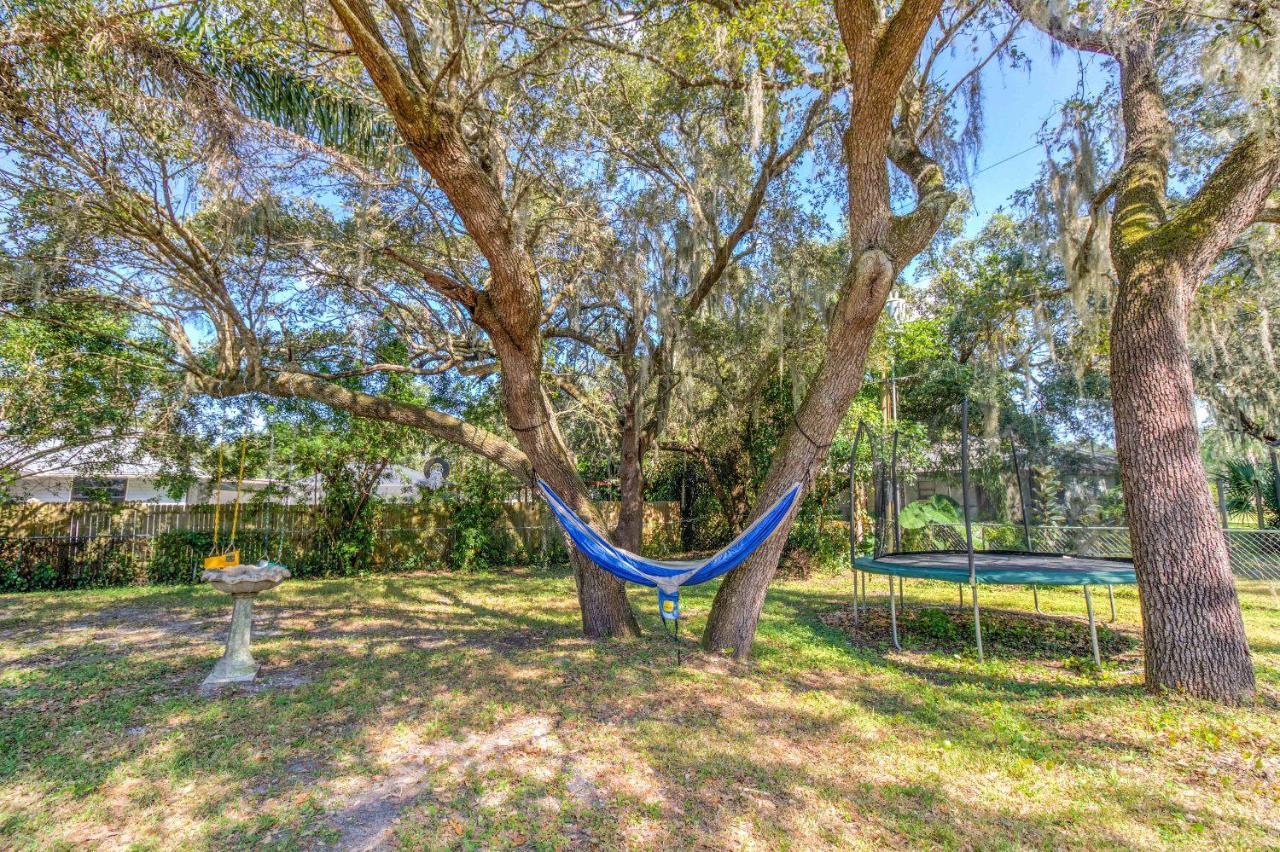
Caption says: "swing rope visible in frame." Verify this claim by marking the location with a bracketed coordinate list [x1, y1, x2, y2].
[228, 436, 247, 548]
[210, 441, 225, 553]
[263, 426, 274, 558]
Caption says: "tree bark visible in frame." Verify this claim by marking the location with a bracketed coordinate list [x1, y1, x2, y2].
[1005, 4, 1279, 703]
[1102, 38, 1277, 703]
[699, 0, 949, 657]
[616, 396, 645, 553]
[702, 249, 895, 656]
[1110, 263, 1254, 702]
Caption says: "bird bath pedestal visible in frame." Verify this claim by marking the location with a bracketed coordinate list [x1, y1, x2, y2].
[202, 563, 290, 688]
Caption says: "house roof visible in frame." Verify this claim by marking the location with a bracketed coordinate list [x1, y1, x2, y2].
[13, 440, 432, 490]
[11, 438, 177, 478]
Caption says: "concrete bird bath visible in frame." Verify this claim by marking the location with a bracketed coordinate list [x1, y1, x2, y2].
[202, 561, 290, 688]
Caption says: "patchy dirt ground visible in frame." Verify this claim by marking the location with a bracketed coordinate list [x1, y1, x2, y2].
[2, 571, 1279, 849]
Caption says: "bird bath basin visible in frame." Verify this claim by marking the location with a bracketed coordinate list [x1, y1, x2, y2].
[202, 562, 290, 688]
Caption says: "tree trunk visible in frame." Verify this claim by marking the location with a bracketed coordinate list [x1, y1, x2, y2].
[568, 549, 639, 638]
[495, 337, 640, 638]
[702, 249, 894, 657]
[615, 393, 645, 552]
[1111, 263, 1254, 703]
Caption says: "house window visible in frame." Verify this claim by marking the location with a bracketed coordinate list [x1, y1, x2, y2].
[70, 477, 128, 503]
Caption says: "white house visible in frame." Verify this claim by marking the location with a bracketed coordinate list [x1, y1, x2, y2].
[5, 441, 438, 505]
[6, 443, 201, 504]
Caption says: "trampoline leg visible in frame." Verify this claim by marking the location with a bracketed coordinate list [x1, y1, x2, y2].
[971, 583, 984, 662]
[1032, 585, 1040, 613]
[958, 584, 964, 609]
[852, 571, 860, 627]
[899, 577, 905, 611]
[1084, 585, 1101, 669]
[1107, 585, 1116, 623]
[888, 576, 900, 650]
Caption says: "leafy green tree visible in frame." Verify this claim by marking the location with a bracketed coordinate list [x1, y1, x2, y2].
[0, 298, 180, 490]
[1029, 465, 1067, 528]
[1011, 0, 1280, 702]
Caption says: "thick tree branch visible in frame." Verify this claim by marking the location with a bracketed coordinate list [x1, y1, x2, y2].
[1252, 203, 1280, 224]
[379, 246, 480, 312]
[1150, 132, 1280, 281]
[887, 136, 956, 260]
[875, 0, 949, 104]
[1001, 0, 1115, 56]
[194, 368, 531, 478]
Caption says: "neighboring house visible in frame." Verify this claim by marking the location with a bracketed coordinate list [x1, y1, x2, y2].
[276, 465, 436, 505]
[897, 443, 1121, 522]
[5, 441, 437, 505]
[6, 444, 201, 504]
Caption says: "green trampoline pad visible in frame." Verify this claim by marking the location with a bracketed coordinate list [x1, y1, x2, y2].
[854, 551, 1136, 586]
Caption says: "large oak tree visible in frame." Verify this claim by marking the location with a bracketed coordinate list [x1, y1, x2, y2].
[1010, 0, 1280, 702]
[1, 0, 1017, 657]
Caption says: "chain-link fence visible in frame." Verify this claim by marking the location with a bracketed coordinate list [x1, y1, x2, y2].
[899, 522, 1280, 581]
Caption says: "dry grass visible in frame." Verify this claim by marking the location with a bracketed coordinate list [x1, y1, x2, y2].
[1, 569, 1279, 849]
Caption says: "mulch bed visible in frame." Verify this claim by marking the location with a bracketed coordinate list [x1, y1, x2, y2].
[820, 603, 1141, 661]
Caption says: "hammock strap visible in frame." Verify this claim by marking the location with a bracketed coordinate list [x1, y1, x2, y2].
[792, 416, 833, 452]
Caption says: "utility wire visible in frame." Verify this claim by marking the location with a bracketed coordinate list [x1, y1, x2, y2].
[972, 142, 1041, 177]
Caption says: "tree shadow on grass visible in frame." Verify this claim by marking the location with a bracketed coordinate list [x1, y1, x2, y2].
[758, 586, 1144, 694]
[1, 571, 1277, 848]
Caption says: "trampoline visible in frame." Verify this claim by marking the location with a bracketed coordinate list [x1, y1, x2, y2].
[855, 551, 1136, 587]
[848, 399, 1137, 666]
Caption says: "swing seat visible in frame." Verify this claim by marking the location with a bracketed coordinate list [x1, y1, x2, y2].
[203, 550, 240, 571]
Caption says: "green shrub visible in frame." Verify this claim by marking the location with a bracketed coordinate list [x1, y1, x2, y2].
[444, 464, 516, 572]
[0, 555, 59, 592]
[65, 538, 143, 588]
[899, 495, 961, 529]
[1085, 486, 1127, 526]
[782, 509, 850, 577]
[147, 530, 212, 584]
[983, 524, 1027, 550]
[913, 607, 960, 642]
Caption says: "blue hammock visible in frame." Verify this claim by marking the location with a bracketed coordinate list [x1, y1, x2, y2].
[537, 479, 802, 621]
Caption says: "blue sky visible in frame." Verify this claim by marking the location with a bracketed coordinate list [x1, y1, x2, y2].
[960, 28, 1113, 226]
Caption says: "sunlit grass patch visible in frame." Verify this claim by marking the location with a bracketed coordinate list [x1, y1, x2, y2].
[1, 571, 1278, 848]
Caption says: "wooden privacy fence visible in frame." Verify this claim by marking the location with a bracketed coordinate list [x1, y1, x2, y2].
[0, 500, 681, 590]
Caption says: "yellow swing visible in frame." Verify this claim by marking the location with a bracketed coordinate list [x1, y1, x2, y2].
[204, 435, 248, 571]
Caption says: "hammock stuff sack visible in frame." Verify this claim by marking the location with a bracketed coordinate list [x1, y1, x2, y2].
[537, 479, 802, 621]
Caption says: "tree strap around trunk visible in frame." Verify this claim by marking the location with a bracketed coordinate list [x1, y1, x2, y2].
[792, 416, 833, 451]
[509, 416, 551, 433]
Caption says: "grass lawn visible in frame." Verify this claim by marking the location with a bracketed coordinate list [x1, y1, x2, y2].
[2, 568, 1279, 849]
